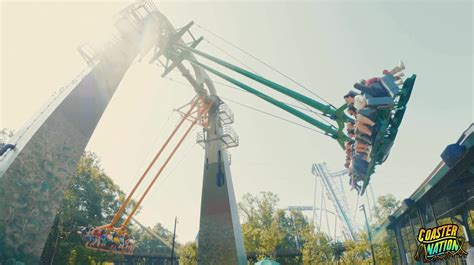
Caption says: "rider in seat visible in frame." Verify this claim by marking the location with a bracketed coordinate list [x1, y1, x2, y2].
[0, 143, 16, 156]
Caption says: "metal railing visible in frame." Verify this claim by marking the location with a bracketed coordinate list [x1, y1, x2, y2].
[219, 102, 234, 125]
[196, 125, 239, 149]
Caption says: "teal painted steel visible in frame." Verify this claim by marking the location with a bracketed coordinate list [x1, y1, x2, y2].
[174, 42, 417, 192]
[187, 58, 351, 146]
[360, 75, 417, 195]
[177, 44, 337, 118]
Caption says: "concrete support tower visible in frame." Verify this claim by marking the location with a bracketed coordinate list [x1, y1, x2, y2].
[0, 2, 162, 263]
[196, 99, 247, 265]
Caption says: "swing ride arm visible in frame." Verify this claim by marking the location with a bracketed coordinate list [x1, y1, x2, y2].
[147, 18, 350, 148]
[152, 20, 415, 195]
[176, 44, 338, 118]
[187, 58, 351, 147]
[160, 43, 353, 148]
[170, 43, 351, 148]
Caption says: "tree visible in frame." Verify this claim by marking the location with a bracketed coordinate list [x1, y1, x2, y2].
[133, 222, 176, 256]
[179, 242, 197, 265]
[239, 192, 334, 264]
[371, 194, 400, 264]
[342, 194, 401, 264]
[341, 232, 371, 264]
[330, 241, 345, 263]
[40, 152, 137, 264]
[239, 192, 285, 260]
[372, 194, 400, 226]
[40, 151, 180, 264]
[301, 230, 332, 264]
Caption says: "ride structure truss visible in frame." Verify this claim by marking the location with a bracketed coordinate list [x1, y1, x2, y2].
[0, 0, 416, 262]
[153, 25, 416, 195]
[312, 163, 359, 241]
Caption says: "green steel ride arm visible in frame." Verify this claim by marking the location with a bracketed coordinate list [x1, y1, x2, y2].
[186, 58, 352, 148]
[174, 44, 351, 148]
[165, 41, 415, 196]
[177, 44, 338, 117]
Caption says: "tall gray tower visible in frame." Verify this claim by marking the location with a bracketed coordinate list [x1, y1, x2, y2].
[0, 2, 162, 263]
[196, 98, 247, 265]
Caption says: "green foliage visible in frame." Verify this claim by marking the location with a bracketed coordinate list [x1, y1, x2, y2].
[342, 194, 401, 264]
[133, 223, 175, 256]
[372, 194, 400, 226]
[179, 242, 197, 265]
[239, 192, 334, 264]
[239, 192, 285, 260]
[23, 147, 402, 265]
[341, 232, 371, 264]
[301, 231, 332, 264]
[40, 152, 133, 264]
[341, 230, 396, 264]
[373, 230, 397, 264]
[372, 194, 400, 264]
[238, 192, 402, 264]
[39, 151, 178, 264]
[330, 241, 345, 261]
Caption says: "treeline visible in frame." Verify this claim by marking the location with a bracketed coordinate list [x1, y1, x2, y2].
[40, 152, 174, 264]
[179, 192, 400, 265]
[37, 151, 400, 264]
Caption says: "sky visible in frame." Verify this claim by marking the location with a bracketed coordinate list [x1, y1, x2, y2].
[1, 0, 472, 243]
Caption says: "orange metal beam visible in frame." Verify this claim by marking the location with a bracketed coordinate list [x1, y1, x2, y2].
[109, 97, 200, 228]
[122, 99, 213, 227]
[123, 117, 197, 226]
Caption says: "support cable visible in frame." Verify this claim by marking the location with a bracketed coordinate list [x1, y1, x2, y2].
[161, 55, 331, 126]
[214, 80, 331, 121]
[123, 114, 199, 227]
[163, 75, 328, 136]
[194, 22, 335, 108]
[184, 57, 342, 139]
[157, 142, 197, 188]
[124, 110, 174, 193]
[122, 100, 213, 227]
[167, 75, 315, 116]
[110, 97, 200, 228]
[220, 96, 326, 136]
[10, 67, 91, 146]
[201, 39, 334, 125]
[203, 39, 258, 74]
[141, 141, 198, 206]
[178, 44, 337, 127]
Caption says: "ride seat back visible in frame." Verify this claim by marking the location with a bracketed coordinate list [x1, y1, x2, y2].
[367, 97, 394, 109]
[380, 74, 400, 98]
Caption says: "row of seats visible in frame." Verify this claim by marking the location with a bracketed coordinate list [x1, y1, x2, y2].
[79, 225, 136, 254]
[343, 62, 406, 193]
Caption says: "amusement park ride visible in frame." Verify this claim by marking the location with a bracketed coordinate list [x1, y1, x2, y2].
[0, 0, 415, 263]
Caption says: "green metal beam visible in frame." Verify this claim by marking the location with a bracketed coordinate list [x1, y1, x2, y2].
[186, 58, 351, 147]
[176, 44, 338, 118]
